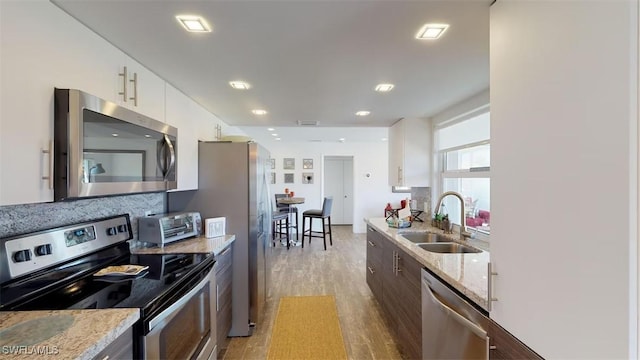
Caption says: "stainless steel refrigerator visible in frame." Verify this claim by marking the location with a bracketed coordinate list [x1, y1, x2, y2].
[167, 141, 271, 337]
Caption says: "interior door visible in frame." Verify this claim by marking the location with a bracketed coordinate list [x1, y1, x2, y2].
[324, 157, 353, 224]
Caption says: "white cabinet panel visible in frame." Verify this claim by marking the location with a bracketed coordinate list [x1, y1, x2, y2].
[490, 1, 637, 358]
[0, 1, 124, 205]
[388, 118, 431, 187]
[165, 84, 198, 191]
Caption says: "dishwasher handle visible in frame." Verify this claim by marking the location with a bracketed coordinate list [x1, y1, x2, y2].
[423, 279, 488, 339]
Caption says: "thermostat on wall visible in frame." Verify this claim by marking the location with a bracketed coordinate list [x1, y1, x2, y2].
[205, 217, 226, 238]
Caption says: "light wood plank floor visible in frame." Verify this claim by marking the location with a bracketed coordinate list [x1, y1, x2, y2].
[220, 225, 402, 360]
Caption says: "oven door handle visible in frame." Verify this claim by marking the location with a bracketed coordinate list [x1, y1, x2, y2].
[148, 270, 210, 330]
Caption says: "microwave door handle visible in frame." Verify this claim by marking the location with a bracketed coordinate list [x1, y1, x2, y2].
[164, 134, 176, 180]
[157, 139, 167, 177]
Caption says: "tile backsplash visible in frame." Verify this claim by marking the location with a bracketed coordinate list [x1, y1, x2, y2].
[0, 193, 165, 239]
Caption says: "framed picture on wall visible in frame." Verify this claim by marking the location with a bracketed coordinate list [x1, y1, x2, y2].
[270, 172, 276, 184]
[269, 158, 275, 169]
[283, 158, 295, 170]
[284, 173, 294, 183]
[302, 172, 314, 184]
[302, 159, 313, 169]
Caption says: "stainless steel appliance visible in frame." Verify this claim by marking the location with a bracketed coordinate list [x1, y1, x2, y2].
[167, 141, 271, 337]
[0, 214, 216, 360]
[138, 212, 202, 247]
[53, 88, 177, 201]
[421, 268, 490, 360]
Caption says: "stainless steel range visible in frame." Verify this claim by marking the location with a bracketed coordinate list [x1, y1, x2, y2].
[0, 214, 216, 360]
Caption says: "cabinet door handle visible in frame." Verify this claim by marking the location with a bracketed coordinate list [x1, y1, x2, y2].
[129, 72, 138, 106]
[219, 247, 231, 257]
[395, 252, 402, 274]
[216, 284, 219, 312]
[488, 262, 498, 311]
[118, 66, 127, 102]
[397, 166, 402, 183]
[367, 240, 375, 247]
[392, 251, 396, 274]
[367, 266, 375, 274]
[41, 141, 53, 189]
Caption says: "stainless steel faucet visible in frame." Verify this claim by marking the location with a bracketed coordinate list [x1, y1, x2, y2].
[434, 191, 472, 241]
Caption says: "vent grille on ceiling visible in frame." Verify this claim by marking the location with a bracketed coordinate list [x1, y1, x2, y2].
[297, 120, 319, 126]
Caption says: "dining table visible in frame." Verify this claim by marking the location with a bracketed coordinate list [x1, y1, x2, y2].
[276, 196, 305, 246]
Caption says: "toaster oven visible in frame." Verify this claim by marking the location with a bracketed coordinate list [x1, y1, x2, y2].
[138, 212, 202, 246]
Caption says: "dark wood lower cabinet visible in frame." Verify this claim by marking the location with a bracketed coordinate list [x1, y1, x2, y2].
[92, 327, 133, 360]
[366, 227, 422, 360]
[215, 245, 233, 353]
[488, 319, 544, 360]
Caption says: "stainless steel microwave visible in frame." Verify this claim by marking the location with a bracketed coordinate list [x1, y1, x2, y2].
[54, 88, 177, 201]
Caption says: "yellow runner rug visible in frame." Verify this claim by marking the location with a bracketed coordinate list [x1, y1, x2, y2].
[267, 295, 348, 360]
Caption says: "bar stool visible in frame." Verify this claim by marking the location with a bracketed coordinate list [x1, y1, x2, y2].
[301, 197, 333, 250]
[272, 211, 290, 249]
[275, 194, 299, 240]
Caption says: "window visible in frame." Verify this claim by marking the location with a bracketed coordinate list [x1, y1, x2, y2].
[436, 111, 490, 235]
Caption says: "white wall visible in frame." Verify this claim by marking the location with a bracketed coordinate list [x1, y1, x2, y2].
[490, 1, 638, 358]
[263, 139, 405, 233]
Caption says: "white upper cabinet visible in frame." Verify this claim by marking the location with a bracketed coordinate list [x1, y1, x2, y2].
[388, 117, 431, 187]
[0, 2, 124, 205]
[116, 58, 166, 123]
[165, 84, 198, 191]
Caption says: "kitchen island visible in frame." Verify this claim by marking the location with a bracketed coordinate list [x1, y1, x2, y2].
[365, 217, 489, 310]
[0, 309, 139, 360]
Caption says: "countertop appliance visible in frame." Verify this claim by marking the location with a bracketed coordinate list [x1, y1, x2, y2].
[167, 141, 271, 337]
[138, 211, 202, 247]
[53, 88, 177, 201]
[0, 214, 216, 360]
[422, 268, 489, 359]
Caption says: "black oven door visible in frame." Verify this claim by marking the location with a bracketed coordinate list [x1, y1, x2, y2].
[144, 266, 216, 360]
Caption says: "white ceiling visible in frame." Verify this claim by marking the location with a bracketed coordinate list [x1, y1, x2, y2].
[51, 0, 490, 142]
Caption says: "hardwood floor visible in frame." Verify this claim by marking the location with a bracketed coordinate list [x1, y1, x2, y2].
[220, 225, 402, 360]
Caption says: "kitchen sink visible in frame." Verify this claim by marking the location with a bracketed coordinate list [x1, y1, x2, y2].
[417, 242, 482, 254]
[400, 232, 451, 243]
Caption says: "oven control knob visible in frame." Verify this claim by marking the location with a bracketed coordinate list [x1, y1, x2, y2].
[106, 227, 118, 236]
[35, 244, 52, 256]
[117, 224, 128, 233]
[13, 249, 31, 263]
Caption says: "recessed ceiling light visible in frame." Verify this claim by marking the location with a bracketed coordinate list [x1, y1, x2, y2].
[416, 24, 449, 39]
[355, 111, 370, 117]
[381, 138, 388, 141]
[271, 133, 278, 136]
[111, 133, 119, 137]
[275, 138, 281, 141]
[144, 134, 151, 138]
[267, 128, 275, 131]
[229, 81, 251, 90]
[339, 138, 345, 142]
[176, 15, 212, 33]
[252, 109, 267, 115]
[375, 84, 394, 92]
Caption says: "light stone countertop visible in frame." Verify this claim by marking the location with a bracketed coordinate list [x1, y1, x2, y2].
[365, 217, 490, 311]
[0, 309, 139, 360]
[131, 234, 235, 256]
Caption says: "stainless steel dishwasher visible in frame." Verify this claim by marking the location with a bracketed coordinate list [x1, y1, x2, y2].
[422, 268, 490, 359]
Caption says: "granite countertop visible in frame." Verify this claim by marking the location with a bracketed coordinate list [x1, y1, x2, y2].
[131, 234, 235, 256]
[0, 309, 139, 360]
[364, 217, 490, 311]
